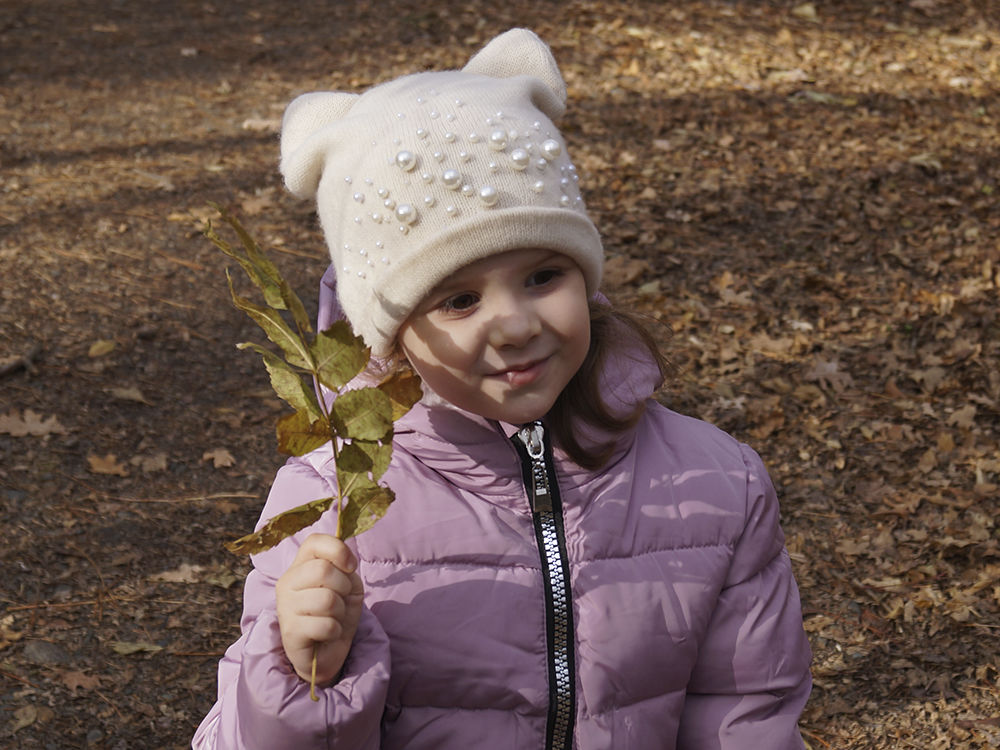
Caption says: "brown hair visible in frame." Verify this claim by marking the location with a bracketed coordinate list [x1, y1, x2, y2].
[545, 299, 669, 470]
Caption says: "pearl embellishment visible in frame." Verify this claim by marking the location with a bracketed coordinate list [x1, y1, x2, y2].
[395, 150, 417, 171]
[395, 203, 418, 224]
[488, 129, 508, 151]
[479, 185, 499, 206]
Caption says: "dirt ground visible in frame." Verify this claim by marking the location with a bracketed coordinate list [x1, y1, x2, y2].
[1, 1, 998, 748]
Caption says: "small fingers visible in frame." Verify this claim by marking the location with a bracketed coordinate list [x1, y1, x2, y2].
[295, 533, 357, 574]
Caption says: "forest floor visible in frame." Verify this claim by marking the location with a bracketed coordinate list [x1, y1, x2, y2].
[1, 1, 998, 748]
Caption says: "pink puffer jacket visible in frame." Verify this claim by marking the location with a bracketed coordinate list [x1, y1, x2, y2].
[193, 272, 811, 750]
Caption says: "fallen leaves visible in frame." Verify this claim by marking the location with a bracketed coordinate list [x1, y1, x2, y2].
[87, 453, 128, 477]
[0, 409, 66, 437]
[202, 447, 236, 469]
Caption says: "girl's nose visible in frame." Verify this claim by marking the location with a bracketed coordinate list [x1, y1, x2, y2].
[486, 297, 541, 349]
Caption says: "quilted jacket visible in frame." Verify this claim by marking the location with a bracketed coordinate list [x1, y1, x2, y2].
[192, 271, 812, 750]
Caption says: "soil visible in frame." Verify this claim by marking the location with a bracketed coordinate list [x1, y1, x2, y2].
[1, 1, 998, 748]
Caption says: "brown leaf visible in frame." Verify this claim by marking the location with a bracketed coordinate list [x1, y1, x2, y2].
[202, 448, 235, 468]
[87, 453, 128, 477]
[129, 452, 168, 473]
[60, 669, 102, 693]
[947, 404, 977, 429]
[149, 563, 204, 584]
[804, 357, 853, 393]
[108, 386, 152, 405]
[0, 410, 67, 437]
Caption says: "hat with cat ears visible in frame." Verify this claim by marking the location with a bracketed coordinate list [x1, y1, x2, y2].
[280, 28, 604, 356]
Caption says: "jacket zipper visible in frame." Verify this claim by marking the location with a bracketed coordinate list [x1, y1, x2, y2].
[515, 421, 576, 750]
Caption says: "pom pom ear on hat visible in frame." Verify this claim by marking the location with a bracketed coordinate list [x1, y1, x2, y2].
[280, 91, 358, 199]
[278, 29, 605, 357]
[462, 28, 567, 119]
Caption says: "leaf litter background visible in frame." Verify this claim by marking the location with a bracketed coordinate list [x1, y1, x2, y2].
[0, 1, 997, 747]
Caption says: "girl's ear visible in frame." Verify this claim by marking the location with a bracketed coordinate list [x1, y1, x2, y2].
[280, 91, 358, 199]
[462, 28, 566, 119]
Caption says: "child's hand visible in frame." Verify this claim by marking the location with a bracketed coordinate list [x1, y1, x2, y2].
[275, 533, 365, 686]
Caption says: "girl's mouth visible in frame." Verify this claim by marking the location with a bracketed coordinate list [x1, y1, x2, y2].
[490, 358, 548, 386]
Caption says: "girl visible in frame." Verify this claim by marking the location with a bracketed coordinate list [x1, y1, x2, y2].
[193, 28, 811, 750]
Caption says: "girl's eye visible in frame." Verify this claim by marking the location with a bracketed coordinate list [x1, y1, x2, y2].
[528, 268, 562, 287]
[440, 292, 479, 312]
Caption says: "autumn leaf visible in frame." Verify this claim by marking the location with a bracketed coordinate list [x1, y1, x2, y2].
[341, 485, 395, 539]
[275, 409, 330, 456]
[804, 356, 854, 393]
[107, 386, 152, 405]
[310, 321, 370, 390]
[202, 448, 235, 468]
[87, 339, 116, 358]
[60, 670, 102, 693]
[237, 342, 322, 421]
[377, 369, 423, 421]
[87, 453, 128, 476]
[149, 563, 205, 583]
[0, 410, 66, 437]
[129, 452, 168, 473]
[0, 615, 23, 651]
[225, 496, 336, 555]
[110, 641, 163, 656]
[330, 387, 393, 441]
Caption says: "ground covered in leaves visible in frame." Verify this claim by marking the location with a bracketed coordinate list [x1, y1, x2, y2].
[1, 1, 998, 747]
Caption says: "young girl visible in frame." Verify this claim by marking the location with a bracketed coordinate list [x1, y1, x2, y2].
[193, 28, 811, 750]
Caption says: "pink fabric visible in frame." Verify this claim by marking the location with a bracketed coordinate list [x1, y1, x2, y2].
[192, 268, 811, 749]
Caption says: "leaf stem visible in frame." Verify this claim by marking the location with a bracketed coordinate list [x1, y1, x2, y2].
[310, 647, 319, 702]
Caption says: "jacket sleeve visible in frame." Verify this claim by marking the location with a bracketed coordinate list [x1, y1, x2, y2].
[192, 456, 391, 750]
[677, 445, 812, 750]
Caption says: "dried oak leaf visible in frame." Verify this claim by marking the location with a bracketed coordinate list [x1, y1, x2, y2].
[203, 448, 236, 468]
[60, 669, 102, 693]
[0, 410, 66, 437]
[87, 453, 128, 477]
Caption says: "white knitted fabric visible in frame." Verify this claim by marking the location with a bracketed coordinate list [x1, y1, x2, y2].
[280, 28, 604, 356]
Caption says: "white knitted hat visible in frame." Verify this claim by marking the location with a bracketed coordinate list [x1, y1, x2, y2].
[280, 28, 604, 356]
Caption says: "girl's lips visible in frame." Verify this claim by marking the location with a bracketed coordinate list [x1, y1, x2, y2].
[489, 358, 548, 386]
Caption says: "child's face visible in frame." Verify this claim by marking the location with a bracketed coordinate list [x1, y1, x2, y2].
[398, 248, 591, 425]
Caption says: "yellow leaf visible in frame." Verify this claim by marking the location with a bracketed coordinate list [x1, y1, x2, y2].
[88, 339, 116, 357]
[108, 386, 152, 405]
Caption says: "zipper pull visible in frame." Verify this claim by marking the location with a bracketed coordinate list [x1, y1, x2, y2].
[518, 421, 552, 513]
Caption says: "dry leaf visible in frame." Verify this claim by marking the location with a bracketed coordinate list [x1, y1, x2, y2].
[0, 614, 23, 651]
[129, 452, 168, 473]
[947, 404, 977, 429]
[60, 669, 102, 693]
[110, 640, 163, 655]
[11, 706, 37, 733]
[805, 357, 854, 393]
[791, 3, 820, 22]
[108, 386, 152, 405]
[0, 409, 66, 437]
[87, 453, 128, 477]
[203, 448, 236, 468]
[88, 339, 116, 357]
[149, 563, 204, 584]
